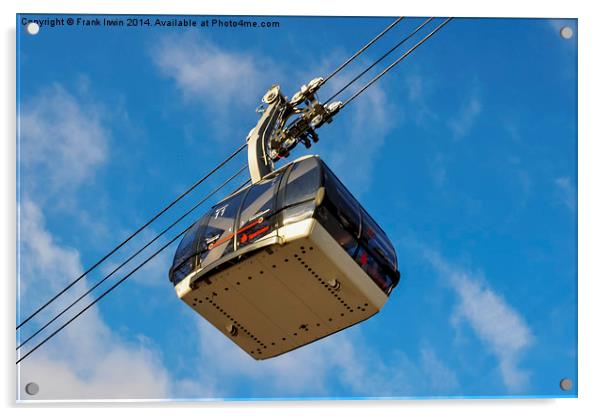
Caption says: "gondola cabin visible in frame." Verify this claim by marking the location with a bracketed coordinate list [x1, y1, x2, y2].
[169, 155, 400, 359]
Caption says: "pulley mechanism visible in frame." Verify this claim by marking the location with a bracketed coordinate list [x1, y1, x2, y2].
[247, 78, 342, 183]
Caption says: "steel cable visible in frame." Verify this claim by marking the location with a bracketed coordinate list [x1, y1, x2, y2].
[342, 18, 453, 109]
[17, 165, 248, 351]
[325, 17, 434, 104]
[323, 17, 404, 84]
[16, 144, 247, 330]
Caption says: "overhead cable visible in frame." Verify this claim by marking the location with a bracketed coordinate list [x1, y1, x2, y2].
[16, 143, 247, 330]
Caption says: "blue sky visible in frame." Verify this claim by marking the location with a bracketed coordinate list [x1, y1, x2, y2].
[16, 15, 577, 400]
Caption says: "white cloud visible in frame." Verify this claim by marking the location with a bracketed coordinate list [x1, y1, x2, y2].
[448, 96, 482, 139]
[20, 346, 171, 401]
[555, 176, 576, 212]
[19, 84, 109, 198]
[450, 275, 533, 391]
[151, 34, 272, 111]
[17, 198, 186, 401]
[189, 317, 457, 398]
[419, 345, 460, 394]
[150, 34, 285, 146]
[18, 199, 82, 304]
[191, 319, 339, 397]
[16, 83, 200, 400]
[423, 248, 533, 392]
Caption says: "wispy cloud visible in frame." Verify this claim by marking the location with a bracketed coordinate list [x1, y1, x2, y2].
[448, 96, 482, 139]
[17, 84, 199, 400]
[151, 34, 274, 113]
[188, 317, 457, 398]
[191, 318, 349, 397]
[419, 345, 460, 393]
[554, 176, 576, 212]
[405, 73, 437, 125]
[17, 199, 179, 400]
[19, 84, 109, 199]
[150, 34, 286, 146]
[422, 248, 534, 392]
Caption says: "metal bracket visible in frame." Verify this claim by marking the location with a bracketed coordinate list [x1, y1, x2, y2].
[246, 78, 343, 184]
[246, 85, 287, 184]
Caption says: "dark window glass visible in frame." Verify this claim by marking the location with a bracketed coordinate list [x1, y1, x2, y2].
[284, 158, 321, 205]
[315, 206, 358, 256]
[360, 208, 397, 272]
[170, 218, 204, 284]
[200, 190, 247, 267]
[173, 219, 202, 267]
[282, 158, 321, 225]
[313, 164, 362, 256]
[322, 164, 361, 237]
[354, 245, 395, 294]
[237, 177, 279, 248]
[171, 256, 197, 285]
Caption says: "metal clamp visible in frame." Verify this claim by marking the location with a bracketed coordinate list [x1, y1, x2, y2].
[246, 78, 342, 183]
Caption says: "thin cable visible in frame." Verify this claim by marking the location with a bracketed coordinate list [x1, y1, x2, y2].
[16, 166, 248, 351]
[17, 173, 251, 363]
[323, 17, 403, 84]
[231, 178, 252, 194]
[17, 223, 193, 365]
[16, 143, 247, 330]
[342, 17, 453, 109]
[325, 17, 434, 104]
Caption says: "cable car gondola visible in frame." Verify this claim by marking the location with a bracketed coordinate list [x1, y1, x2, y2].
[169, 154, 400, 359]
[18, 17, 456, 366]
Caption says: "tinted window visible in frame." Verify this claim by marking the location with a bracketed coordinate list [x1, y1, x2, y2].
[171, 256, 197, 285]
[237, 177, 279, 248]
[315, 206, 358, 257]
[313, 164, 362, 256]
[172, 219, 203, 270]
[284, 158, 321, 208]
[322, 165, 361, 237]
[170, 218, 205, 284]
[354, 246, 396, 294]
[282, 158, 321, 225]
[201, 190, 247, 267]
[361, 208, 397, 272]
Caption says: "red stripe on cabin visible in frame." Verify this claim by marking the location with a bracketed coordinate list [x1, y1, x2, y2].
[209, 217, 263, 250]
[248, 226, 270, 240]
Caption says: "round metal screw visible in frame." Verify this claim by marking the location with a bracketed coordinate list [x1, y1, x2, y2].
[560, 26, 573, 40]
[560, 378, 573, 391]
[25, 382, 39, 395]
[26, 22, 40, 35]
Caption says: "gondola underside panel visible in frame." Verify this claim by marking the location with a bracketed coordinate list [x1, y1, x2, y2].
[177, 220, 389, 359]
